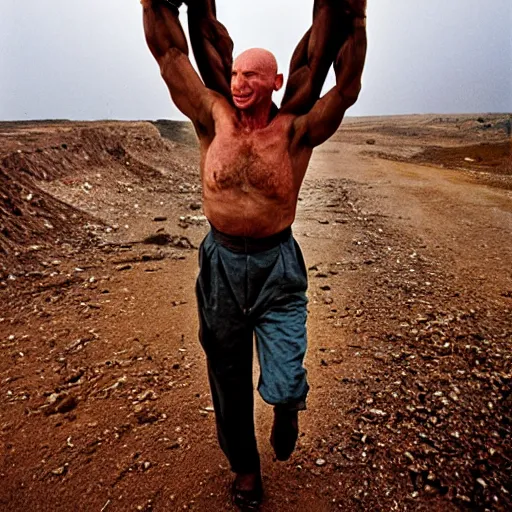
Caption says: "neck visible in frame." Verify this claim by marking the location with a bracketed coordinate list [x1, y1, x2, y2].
[238, 100, 273, 130]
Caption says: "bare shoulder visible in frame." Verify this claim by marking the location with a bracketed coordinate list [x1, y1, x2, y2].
[211, 94, 236, 125]
[193, 92, 234, 141]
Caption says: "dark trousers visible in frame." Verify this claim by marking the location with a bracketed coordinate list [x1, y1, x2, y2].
[196, 227, 309, 474]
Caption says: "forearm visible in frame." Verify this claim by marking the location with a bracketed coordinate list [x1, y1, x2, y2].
[281, 0, 349, 115]
[142, 0, 188, 62]
[333, 19, 367, 109]
[301, 11, 367, 147]
[187, 0, 233, 99]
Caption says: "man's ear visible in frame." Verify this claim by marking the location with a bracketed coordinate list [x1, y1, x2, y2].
[274, 73, 284, 91]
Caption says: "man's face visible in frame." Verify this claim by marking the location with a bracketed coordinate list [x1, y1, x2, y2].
[231, 49, 282, 111]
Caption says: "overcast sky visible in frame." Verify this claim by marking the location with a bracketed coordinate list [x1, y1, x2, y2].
[1, 0, 511, 120]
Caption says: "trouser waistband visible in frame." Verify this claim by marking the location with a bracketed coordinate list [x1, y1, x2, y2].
[210, 225, 292, 254]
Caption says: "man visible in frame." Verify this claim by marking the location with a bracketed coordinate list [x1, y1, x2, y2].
[140, 1, 367, 509]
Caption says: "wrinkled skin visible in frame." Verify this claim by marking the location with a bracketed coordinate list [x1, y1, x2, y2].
[142, 0, 366, 237]
[230, 49, 283, 112]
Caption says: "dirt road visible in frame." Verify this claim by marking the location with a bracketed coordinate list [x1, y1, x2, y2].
[0, 116, 510, 511]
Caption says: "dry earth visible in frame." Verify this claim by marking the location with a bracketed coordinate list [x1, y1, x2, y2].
[0, 114, 511, 511]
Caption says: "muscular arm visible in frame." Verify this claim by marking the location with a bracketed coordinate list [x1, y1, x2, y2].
[300, 15, 367, 147]
[141, 0, 214, 126]
[281, 0, 365, 116]
[187, 0, 234, 100]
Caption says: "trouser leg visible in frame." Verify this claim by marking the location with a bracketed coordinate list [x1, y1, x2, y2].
[196, 235, 260, 474]
[255, 292, 309, 411]
[198, 310, 260, 474]
[250, 237, 310, 411]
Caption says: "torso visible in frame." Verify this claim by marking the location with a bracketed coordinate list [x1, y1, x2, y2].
[198, 102, 312, 238]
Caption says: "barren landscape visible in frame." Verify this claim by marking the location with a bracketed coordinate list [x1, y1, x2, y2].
[0, 113, 511, 511]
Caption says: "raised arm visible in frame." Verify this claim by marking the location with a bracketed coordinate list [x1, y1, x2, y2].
[298, 6, 367, 147]
[186, 0, 234, 101]
[141, 0, 215, 128]
[281, 0, 365, 116]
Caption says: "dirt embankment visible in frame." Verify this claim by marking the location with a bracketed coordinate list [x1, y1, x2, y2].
[340, 113, 512, 189]
[0, 121, 197, 277]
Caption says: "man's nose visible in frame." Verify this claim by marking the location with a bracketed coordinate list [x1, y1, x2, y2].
[231, 73, 246, 92]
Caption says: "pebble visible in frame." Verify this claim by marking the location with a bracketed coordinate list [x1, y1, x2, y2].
[315, 458, 326, 467]
[404, 451, 415, 462]
[476, 478, 487, 488]
[51, 465, 68, 476]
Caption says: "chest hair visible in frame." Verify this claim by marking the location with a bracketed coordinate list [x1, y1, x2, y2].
[213, 142, 283, 195]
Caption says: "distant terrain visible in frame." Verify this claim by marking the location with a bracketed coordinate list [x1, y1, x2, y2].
[0, 114, 510, 511]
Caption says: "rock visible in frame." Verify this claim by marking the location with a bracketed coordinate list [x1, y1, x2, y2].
[320, 285, 331, 291]
[134, 405, 160, 425]
[476, 478, 487, 488]
[315, 458, 326, 466]
[369, 408, 387, 417]
[189, 202, 201, 210]
[136, 390, 158, 402]
[153, 216, 167, 222]
[366, 139, 376, 145]
[142, 233, 195, 249]
[51, 465, 68, 476]
[55, 395, 78, 414]
[43, 393, 78, 416]
[141, 253, 165, 262]
[143, 233, 173, 245]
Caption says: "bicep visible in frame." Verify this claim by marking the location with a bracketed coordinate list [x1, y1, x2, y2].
[159, 49, 214, 127]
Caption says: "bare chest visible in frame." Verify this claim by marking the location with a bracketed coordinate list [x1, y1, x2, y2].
[203, 127, 295, 199]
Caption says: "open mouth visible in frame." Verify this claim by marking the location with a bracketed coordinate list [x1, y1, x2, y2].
[233, 93, 253, 105]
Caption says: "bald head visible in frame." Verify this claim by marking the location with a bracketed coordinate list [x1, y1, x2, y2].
[231, 48, 283, 112]
[234, 48, 279, 76]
